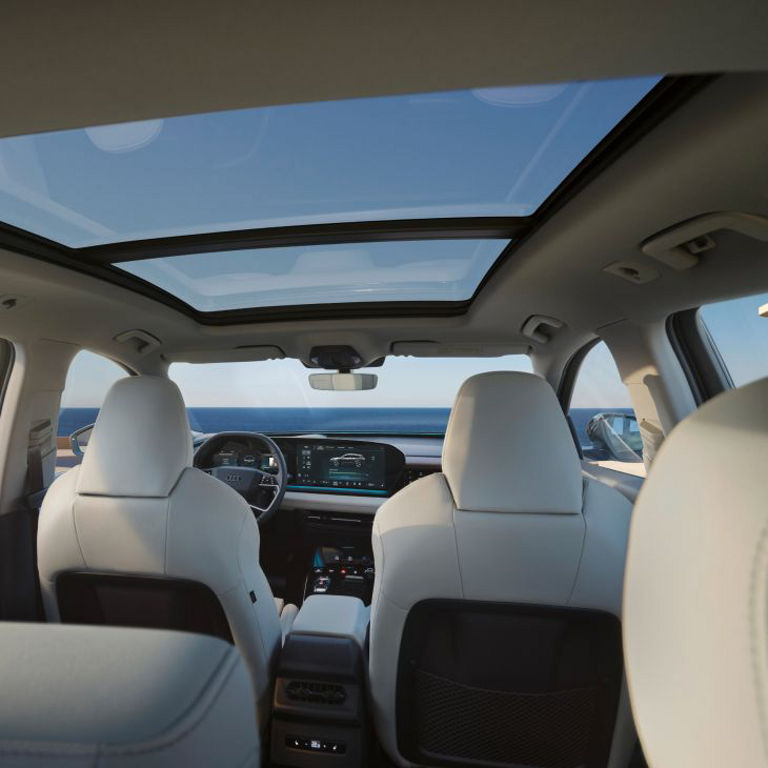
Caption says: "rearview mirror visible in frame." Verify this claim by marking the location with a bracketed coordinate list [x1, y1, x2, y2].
[70, 424, 95, 456]
[308, 373, 378, 391]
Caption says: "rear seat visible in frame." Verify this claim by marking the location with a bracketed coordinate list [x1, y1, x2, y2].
[0, 623, 259, 766]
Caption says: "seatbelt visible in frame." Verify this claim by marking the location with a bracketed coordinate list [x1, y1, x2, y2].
[5, 419, 56, 620]
[26, 444, 47, 510]
[26, 419, 54, 504]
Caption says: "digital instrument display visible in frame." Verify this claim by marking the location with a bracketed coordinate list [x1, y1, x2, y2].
[212, 441, 277, 472]
[294, 443, 386, 492]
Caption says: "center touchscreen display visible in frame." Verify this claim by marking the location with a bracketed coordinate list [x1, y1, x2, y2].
[295, 443, 387, 492]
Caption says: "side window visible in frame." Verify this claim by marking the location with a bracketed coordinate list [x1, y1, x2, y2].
[58, 351, 126, 470]
[568, 341, 644, 477]
[699, 291, 768, 388]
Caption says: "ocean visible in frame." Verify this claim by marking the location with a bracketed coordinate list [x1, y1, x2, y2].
[58, 406, 632, 450]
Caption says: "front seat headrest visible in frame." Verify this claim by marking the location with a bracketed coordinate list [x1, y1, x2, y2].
[624, 376, 768, 767]
[442, 371, 582, 514]
[77, 375, 193, 498]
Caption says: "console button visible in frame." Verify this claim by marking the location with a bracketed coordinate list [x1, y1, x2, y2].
[285, 735, 347, 754]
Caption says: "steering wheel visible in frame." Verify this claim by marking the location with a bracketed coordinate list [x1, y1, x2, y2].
[194, 432, 288, 526]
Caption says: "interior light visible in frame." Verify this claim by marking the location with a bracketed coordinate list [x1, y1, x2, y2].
[85, 119, 163, 153]
[472, 84, 568, 107]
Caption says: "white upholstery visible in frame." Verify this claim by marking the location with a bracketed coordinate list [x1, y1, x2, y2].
[624, 376, 768, 768]
[0, 623, 259, 766]
[443, 371, 584, 513]
[76, 375, 194, 497]
[38, 375, 294, 728]
[275, 597, 299, 639]
[370, 371, 634, 767]
[291, 595, 370, 648]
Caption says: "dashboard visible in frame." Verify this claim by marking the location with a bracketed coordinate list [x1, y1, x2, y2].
[198, 435, 407, 498]
[291, 441, 389, 495]
[208, 438, 279, 473]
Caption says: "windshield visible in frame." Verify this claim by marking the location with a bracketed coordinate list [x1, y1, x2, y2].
[170, 356, 533, 435]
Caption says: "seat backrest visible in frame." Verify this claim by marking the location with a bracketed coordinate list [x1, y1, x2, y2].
[0, 622, 259, 766]
[624, 376, 768, 768]
[370, 372, 634, 768]
[38, 376, 282, 726]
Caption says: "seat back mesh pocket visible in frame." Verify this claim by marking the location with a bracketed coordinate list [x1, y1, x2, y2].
[396, 600, 622, 768]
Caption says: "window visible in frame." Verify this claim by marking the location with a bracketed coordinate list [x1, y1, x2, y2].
[0, 77, 660, 248]
[699, 291, 768, 388]
[58, 351, 126, 468]
[117, 239, 509, 311]
[170, 355, 533, 436]
[568, 342, 644, 477]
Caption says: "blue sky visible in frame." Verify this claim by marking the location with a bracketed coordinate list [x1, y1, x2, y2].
[0, 77, 659, 249]
[700, 291, 768, 386]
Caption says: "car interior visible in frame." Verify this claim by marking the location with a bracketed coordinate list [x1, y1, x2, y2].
[0, 3, 767, 767]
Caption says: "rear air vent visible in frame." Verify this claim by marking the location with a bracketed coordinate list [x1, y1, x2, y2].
[285, 680, 347, 705]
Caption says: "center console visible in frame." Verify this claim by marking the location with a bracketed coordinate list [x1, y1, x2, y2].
[271, 595, 370, 767]
[305, 546, 375, 605]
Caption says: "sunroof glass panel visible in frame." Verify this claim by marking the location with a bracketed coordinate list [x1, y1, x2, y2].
[115, 239, 509, 311]
[0, 77, 660, 247]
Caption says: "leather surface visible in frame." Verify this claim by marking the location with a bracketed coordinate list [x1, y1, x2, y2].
[38, 376, 283, 729]
[624, 376, 768, 768]
[76, 375, 193, 497]
[291, 594, 370, 648]
[370, 371, 634, 767]
[279, 600, 299, 640]
[0, 622, 259, 766]
[442, 372, 583, 513]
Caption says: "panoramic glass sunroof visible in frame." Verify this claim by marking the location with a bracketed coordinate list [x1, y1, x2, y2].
[116, 240, 508, 311]
[0, 76, 660, 248]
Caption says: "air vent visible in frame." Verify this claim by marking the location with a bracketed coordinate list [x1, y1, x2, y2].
[286, 680, 346, 705]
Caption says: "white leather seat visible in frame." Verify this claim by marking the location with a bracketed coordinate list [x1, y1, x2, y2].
[370, 371, 635, 767]
[624, 375, 768, 768]
[38, 375, 296, 728]
[0, 622, 259, 766]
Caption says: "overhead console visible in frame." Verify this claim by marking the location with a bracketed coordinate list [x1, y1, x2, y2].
[276, 438, 405, 498]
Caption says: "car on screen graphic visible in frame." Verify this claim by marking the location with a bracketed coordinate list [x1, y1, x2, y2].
[328, 452, 366, 469]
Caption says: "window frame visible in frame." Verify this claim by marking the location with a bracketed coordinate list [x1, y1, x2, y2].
[557, 338, 646, 475]
[667, 308, 733, 405]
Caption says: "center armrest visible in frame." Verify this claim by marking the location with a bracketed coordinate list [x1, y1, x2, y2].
[291, 594, 370, 648]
